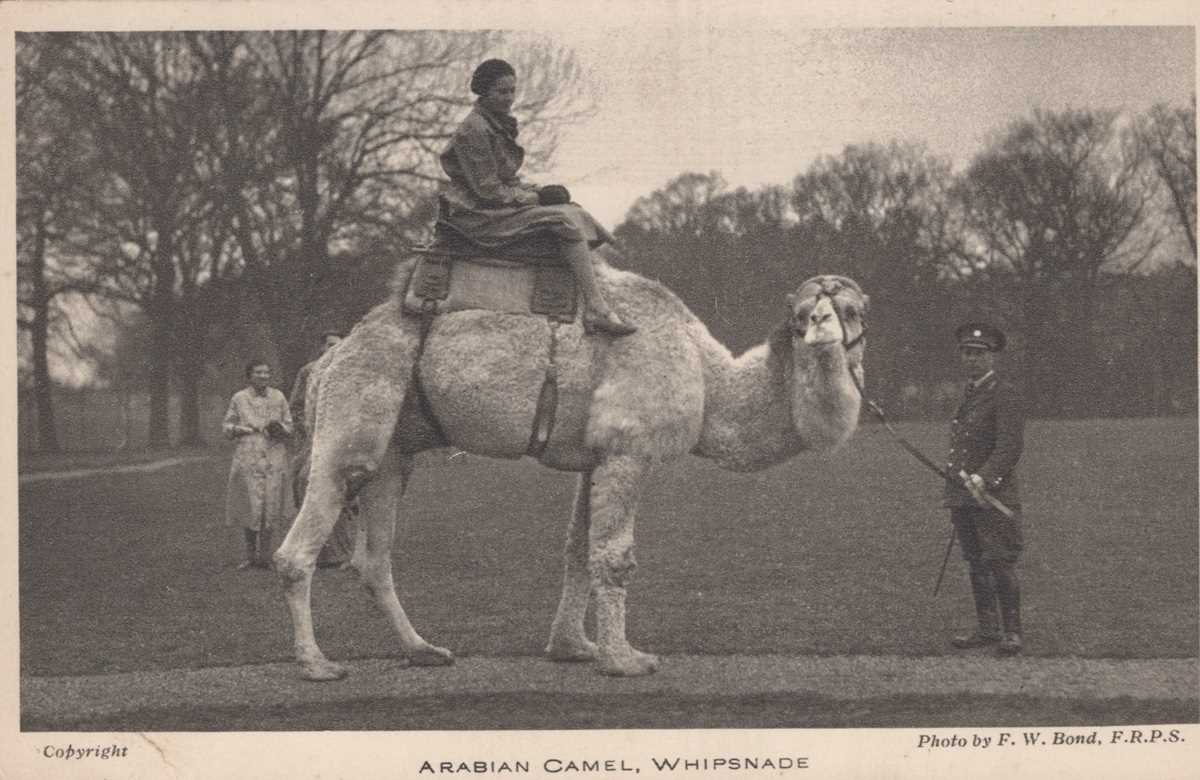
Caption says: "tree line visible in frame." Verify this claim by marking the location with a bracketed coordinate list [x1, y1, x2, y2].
[16, 32, 1197, 452]
[615, 106, 1196, 419]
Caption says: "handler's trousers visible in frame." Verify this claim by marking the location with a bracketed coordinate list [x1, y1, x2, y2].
[952, 506, 1023, 637]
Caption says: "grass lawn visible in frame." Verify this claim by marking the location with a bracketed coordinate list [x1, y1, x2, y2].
[17, 417, 1198, 677]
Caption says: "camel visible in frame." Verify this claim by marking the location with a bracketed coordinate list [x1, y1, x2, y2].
[274, 258, 868, 681]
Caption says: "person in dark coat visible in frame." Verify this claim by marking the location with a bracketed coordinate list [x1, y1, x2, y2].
[438, 58, 636, 337]
[944, 322, 1026, 656]
[289, 330, 344, 442]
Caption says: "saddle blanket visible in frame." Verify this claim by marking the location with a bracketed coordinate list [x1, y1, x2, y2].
[403, 252, 578, 323]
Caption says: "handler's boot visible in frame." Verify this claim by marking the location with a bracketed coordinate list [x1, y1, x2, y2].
[951, 563, 1001, 648]
[993, 562, 1023, 656]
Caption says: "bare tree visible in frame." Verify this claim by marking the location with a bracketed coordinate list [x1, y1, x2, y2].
[16, 36, 107, 451]
[615, 172, 756, 344]
[962, 108, 1159, 416]
[1136, 99, 1197, 261]
[33, 32, 223, 447]
[791, 141, 961, 411]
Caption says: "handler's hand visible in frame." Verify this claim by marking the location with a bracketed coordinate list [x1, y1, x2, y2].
[962, 472, 987, 504]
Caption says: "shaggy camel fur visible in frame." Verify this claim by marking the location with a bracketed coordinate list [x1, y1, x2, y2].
[275, 259, 868, 680]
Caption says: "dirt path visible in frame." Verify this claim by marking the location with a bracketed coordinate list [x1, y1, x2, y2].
[18, 454, 219, 484]
[22, 654, 1197, 728]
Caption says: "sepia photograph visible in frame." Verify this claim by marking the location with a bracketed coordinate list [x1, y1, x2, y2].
[3, 1, 1197, 778]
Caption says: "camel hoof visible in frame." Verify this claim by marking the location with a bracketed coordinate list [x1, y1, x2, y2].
[545, 638, 598, 662]
[596, 649, 659, 677]
[299, 659, 348, 682]
[408, 645, 454, 667]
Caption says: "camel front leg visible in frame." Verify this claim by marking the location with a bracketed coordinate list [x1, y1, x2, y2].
[588, 455, 658, 676]
[357, 449, 454, 667]
[274, 471, 351, 681]
[545, 470, 597, 661]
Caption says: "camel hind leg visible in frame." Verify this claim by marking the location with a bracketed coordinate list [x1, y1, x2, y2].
[274, 468, 349, 681]
[545, 469, 598, 661]
[355, 448, 453, 666]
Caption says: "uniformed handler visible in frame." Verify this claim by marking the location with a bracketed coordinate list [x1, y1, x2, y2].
[944, 322, 1026, 656]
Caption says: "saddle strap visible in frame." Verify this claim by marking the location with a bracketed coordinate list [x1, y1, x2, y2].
[411, 306, 449, 445]
[525, 322, 562, 458]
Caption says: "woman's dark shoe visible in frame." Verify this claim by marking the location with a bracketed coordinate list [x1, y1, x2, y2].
[584, 311, 637, 337]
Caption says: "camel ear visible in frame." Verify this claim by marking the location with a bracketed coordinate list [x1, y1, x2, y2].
[785, 292, 796, 308]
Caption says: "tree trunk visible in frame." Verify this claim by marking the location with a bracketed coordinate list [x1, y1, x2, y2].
[177, 360, 203, 447]
[31, 316, 59, 452]
[147, 323, 173, 448]
[147, 239, 177, 449]
[228, 211, 284, 378]
[30, 212, 60, 452]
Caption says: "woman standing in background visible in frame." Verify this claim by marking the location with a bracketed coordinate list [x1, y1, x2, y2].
[223, 360, 294, 569]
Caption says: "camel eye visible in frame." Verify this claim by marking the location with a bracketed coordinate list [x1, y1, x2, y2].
[790, 303, 812, 329]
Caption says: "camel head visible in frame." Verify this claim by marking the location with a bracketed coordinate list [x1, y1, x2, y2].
[787, 275, 868, 348]
[774, 274, 868, 452]
[786, 274, 868, 388]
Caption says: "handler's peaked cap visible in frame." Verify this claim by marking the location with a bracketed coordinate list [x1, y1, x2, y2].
[955, 322, 1006, 352]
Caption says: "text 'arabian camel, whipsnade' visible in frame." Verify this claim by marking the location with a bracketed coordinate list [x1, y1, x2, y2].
[274, 258, 868, 680]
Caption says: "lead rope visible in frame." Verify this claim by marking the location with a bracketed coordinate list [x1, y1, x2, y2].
[811, 291, 960, 595]
[813, 290, 948, 484]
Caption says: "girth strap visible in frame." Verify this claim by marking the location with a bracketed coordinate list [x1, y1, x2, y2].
[526, 322, 562, 458]
[411, 303, 449, 444]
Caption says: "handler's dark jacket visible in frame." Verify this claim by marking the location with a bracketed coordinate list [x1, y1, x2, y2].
[942, 372, 1024, 509]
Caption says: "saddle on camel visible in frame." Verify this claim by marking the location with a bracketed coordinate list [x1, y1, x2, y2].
[404, 195, 581, 325]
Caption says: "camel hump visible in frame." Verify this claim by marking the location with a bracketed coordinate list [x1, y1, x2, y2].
[403, 252, 578, 324]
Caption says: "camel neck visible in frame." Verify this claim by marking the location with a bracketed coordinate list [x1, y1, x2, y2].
[692, 323, 861, 471]
[692, 326, 804, 471]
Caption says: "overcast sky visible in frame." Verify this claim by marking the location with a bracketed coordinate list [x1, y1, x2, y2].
[1, 5, 1195, 385]
[539, 26, 1195, 226]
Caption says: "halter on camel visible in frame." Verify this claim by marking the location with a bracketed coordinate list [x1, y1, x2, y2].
[787, 275, 868, 352]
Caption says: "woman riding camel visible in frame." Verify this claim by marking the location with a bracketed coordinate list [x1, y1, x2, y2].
[439, 58, 636, 337]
